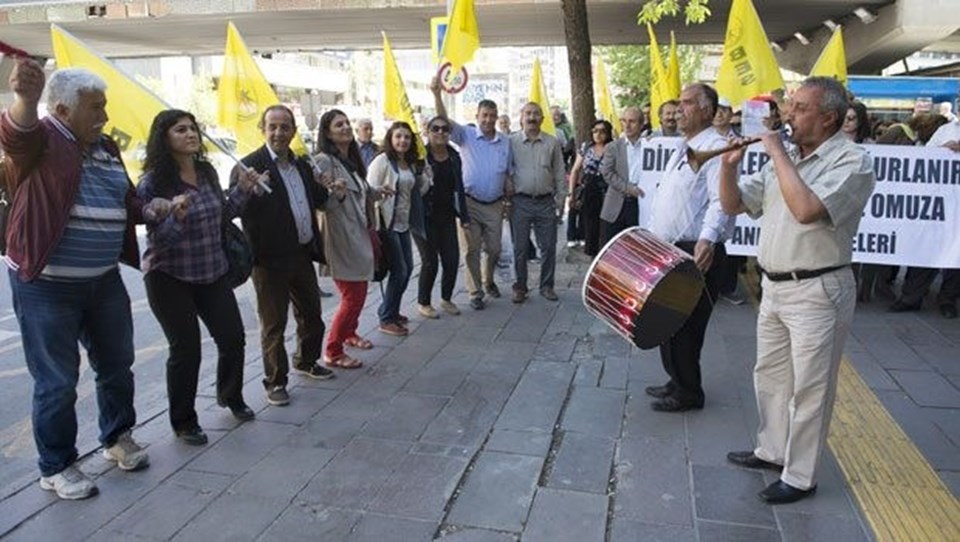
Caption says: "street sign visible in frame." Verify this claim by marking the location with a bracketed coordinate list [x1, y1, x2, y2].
[431, 16, 448, 65]
[437, 62, 469, 94]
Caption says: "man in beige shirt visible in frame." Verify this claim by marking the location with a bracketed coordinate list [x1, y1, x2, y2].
[718, 77, 875, 505]
[507, 102, 566, 303]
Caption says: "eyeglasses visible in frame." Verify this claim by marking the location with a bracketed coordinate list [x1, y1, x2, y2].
[430, 125, 450, 133]
[844, 115, 857, 121]
[591, 128, 606, 133]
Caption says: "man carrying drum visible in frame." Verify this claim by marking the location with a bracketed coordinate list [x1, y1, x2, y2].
[645, 83, 734, 413]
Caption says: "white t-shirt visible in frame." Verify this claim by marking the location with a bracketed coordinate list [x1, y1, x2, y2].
[927, 120, 960, 148]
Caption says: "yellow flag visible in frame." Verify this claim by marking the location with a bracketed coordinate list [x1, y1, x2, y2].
[528, 57, 556, 136]
[667, 31, 682, 99]
[810, 27, 847, 85]
[647, 24, 670, 129]
[382, 32, 426, 158]
[440, 0, 480, 74]
[716, 0, 784, 107]
[218, 22, 307, 157]
[51, 24, 168, 181]
[596, 57, 619, 136]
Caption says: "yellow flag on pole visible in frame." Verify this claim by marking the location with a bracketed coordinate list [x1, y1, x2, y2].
[646, 24, 670, 129]
[218, 22, 307, 157]
[667, 31, 682, 99]
[809, 27, 847, 85]
[50, 24, 167, 181]
[382, 32, 426, 158]
[596, 57, 619, 136]
[528, 57, 556, 136]
[716, 0, 784, 107]
[440, 0, 480, 73]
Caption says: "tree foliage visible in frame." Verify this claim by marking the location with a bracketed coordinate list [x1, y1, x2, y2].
[597, 44, 705, 110]
[638, 0, 712, 25]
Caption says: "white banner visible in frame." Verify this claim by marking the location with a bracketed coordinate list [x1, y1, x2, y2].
[637, 138, 960, 269]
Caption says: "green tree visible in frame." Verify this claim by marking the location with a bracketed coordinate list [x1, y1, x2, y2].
[598, 44, 705, 110]
[638, 0, 712, 25]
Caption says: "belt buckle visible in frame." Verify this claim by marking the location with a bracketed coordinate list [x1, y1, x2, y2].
[791, 271, 799, 281]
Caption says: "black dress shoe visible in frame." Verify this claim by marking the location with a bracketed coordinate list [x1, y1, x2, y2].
[650, 395, 703, 412]
[758, 480, 816, 504]
[228, 404, 255, 421]
[176, 427, 208, 446]
[644, 384, 674, 398]
[889, 300, 921, 313]
[726, 451, 782, 471]
[940, 304, 958, 319]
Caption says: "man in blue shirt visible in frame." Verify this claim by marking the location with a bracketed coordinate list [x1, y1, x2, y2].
[431, 77, 512, 310]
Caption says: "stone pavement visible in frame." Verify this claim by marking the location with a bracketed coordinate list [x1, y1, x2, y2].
[0, 243, 956, 541]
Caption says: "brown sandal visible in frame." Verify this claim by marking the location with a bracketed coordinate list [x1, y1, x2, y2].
[344, 336, 373, 350]
[324, 354, 363, 369]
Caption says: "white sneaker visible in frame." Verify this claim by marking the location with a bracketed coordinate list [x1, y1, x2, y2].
[102, 431, 150, 471]
[39, 465, 98, 500]
[418, 304, 440, 319]
[440, 300, 460, 315]
[566, 241, 577, 248]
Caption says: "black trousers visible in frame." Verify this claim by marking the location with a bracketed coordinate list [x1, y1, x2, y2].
[900, 267, 960, 306]
[658, 242, 726, 405]
[250, 249, 325, 389]
[600, 197, 639, 247]
[415, 214, 460, 305]
[580, 186, 605, 257]
[566, 206, 583, 242]
[144, 271, 246, 433]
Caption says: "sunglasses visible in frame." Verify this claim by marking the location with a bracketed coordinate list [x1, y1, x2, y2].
[430, 125, 451, 133]
[845, 115, 857, 121]
[591, 128, 606, 133]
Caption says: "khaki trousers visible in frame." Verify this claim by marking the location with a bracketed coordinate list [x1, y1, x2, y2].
[752, 268, 856, 490]
[460, 198, 503, 299]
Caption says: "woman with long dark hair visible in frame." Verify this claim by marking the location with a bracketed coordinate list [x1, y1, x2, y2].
[842, 101, 872, 144]
[138, 109, 265, 445]
[312, 109, 379, 368]
[568, 119, 613, 256]
[416, 116, 470, 319]
[367, 121, 432, 336]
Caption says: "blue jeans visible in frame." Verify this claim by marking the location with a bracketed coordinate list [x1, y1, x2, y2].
[378, 229, 413, 324]
[10, 268, 137, 476]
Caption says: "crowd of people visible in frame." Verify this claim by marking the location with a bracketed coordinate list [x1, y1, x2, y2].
[1, 51, 957, 507]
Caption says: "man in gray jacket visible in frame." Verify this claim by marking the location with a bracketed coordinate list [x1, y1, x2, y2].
[600, 106, 646, 244]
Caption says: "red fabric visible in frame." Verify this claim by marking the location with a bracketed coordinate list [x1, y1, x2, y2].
[326, 279, 368, 358]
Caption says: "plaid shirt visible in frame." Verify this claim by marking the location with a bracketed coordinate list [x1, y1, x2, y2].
[139, 169, 250, 284]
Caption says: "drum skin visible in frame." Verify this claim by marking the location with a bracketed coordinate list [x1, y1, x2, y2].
[582, 227, 704, 349]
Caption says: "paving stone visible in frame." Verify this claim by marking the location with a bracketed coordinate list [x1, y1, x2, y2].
[621, 390, 685, 439]
[172, 493, 288, 541]
[187, 421, 295, 475]
[532, 334, 577, 362]
[498, 302, 557, 343]
[495, 362, 574, 433]
[889, 370, 960, 408]
[284, 410, 368, 450]
[574, 359, 602, 387]
[347, 513, 437, 542]
[609, 517, 697, 542]
[777, 511, 870, 542]
[686, 405, 754, 468]
[420, 375, 513, 449]
[446, 452, 543, 532]
[367, 453, 469, 521]
[696, 520, 781, 542]
[592, 333, 633, 358]
[847, 351, 900, 391]
[561, 387, 625, 438]
[485, 429, 552, 457]
[248, 386, 339, 425]
[522, 487, 607, 542]
[614, 435, 692, 526]
[298, 438, 410, 509]
[435, 527, 517, 541]
[230, 445, 336, 500]
[912, 344, 960, 376]
[546, 432, 615, 494]
[0, 484, 55, 539]
[102, 484, 219, 539]
[411, 442, 478, 459]
[403, 356, 479, 396]
[258, 501, 361, 541]
[361, 393, 449, 441]
[600, 356, 630, 390]
[692, 465, 775, 527]
[164, 469, 235, 493]
[852, 328, 929, 371]
[875, 390, 960, 471]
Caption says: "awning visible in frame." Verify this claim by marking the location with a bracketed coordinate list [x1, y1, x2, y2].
[848, 76, 960, 102]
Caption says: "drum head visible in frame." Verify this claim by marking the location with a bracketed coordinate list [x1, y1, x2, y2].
[630, 259, 703, 349]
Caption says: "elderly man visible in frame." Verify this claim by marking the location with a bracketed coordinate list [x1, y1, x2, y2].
[646, 83, 734, 412]
[431, 77, 512, 310]
[1, 59, 155, 499]
[355, 118, 379, 168]
[651, 100, 680, 137]
[599, 106, 647, 244]
[233, 105, 333, 408]
[508, 102, 566, 303]
[720, 77, 875, 504]
[497, 114, 512, 135]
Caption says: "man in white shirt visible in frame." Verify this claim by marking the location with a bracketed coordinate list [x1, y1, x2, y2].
[599, 107, 646, 244]
[646, 83, 734, 413]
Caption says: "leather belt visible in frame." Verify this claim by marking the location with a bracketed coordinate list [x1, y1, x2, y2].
[466, 194, 502, 205]
[515, 193, 553, 200]
[759, 264, 847, 282]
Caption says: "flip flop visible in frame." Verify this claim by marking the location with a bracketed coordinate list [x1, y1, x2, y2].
[324, 354, 363, 369]
[345, 336, 374, 350]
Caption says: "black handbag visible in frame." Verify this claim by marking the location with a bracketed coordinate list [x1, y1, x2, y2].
[373, 207, 391, 282]
[0, 157, 10, 255]
[222, 218, 253, 288]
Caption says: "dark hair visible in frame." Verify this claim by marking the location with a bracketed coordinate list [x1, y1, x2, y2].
[689, 83, 718, 119]
[316, 109, 366, 179]
[910, 113, 950, 144]
[477, 99, 498, 112]
[591, 119, 614, 144]
[257, 104, 296, 131]
[659, 99, 679, 116]
[848, 101, 871, 143]
[382, 121, 423, 171]
[142, 109, 215, 195]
